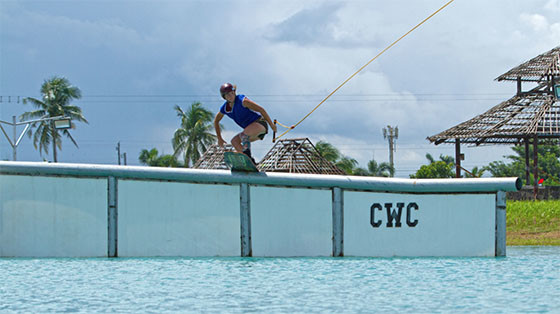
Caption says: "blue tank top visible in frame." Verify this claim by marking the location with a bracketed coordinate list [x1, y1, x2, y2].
[219, 94, 261, 128]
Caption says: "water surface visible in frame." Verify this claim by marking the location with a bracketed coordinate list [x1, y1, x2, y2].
[1, 246, 559, 312]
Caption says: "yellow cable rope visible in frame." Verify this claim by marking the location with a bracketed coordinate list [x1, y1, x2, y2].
[275, 120, 293, 129]
[274, 0, 454, 142]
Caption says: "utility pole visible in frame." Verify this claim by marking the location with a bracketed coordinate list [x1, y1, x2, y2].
[382, 125, 398, 170]
[116, 142, 121, 165]
[116, 142, 127, 165]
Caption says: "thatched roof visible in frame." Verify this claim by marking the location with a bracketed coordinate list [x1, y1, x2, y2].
[193, 138, 344, 175]
[192, 144, 235, 170]
[496, 46, 560, 82]
[429, 45, 560, 146]
[428, 86, 559, 145]
[258, 138, 345, 175]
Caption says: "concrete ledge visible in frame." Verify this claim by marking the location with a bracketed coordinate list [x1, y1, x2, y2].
[0, 161, 521, 193]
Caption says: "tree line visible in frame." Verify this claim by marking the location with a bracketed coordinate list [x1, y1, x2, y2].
[16, 77, 560, 184]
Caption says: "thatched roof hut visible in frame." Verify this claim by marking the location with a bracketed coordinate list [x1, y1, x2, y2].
[427, 45, 560, 197]
[258, 138, 345, 175]
[193, 138, 345, 175]
[192, 144, 235, 170]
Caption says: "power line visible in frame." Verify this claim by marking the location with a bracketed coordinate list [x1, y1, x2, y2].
[0, 92, 515, 100]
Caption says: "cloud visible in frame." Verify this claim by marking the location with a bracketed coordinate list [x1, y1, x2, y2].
[519, 13, 560, 48]
[265, 3, 344, 46]
[264, 2, 385, 48]
[545, 0, 560, 11]
[520, 13, 550, 32]
[2, 0, 559, 175]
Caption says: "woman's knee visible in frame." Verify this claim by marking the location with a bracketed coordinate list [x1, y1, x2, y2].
[231, 135, 240, 145]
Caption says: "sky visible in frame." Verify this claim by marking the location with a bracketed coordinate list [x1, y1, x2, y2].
[1, 0, 560, 177]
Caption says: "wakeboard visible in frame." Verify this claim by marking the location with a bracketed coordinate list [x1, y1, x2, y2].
[224, 152, 259, 172]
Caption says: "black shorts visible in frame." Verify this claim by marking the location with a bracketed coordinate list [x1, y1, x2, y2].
[256, 117, 268, 140]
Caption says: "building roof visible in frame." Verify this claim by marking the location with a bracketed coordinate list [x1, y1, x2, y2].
[429, 45, 560, 146]
[427, 82, 560, 145]
[193, 138, 345, 175]
[192, 144, 235, 170]
[258, 138, 346, 175]
[496, 46, 560, 82]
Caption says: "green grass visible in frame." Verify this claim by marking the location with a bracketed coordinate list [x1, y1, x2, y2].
[507, 200, 560, 245]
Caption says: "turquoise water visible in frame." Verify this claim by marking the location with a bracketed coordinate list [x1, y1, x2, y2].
[1, 247, 559, 313]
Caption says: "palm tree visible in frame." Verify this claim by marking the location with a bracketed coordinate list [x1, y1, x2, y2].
[139, 148, 160, 166]
[367, 159, 394, 177]
[426, 153, 454, 165]
[21, 76, 87, 162]
[315, 141, 341, 163]
[139, 148, 181, 167]
[425, 153, 436, 164]
[336, 156, 358, 175]
[352, 167, 370, 176]
[464, 166, 485, 178]
[439, 154, 455, 165]
[172, 102, 217, 167]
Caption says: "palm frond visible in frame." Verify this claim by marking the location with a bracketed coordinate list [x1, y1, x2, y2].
[64, 131, 79, 148]
[19, 110, 46, 122]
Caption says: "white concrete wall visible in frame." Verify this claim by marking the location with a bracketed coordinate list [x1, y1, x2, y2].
[0, 163, 509, 257]
[118, 180, 240, 256]
[251, 187, 332, 256]
[344, 192, 496, 257]
[0, 175, 107, 257]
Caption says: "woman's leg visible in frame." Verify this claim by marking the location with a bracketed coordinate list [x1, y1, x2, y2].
[230, 121, 266, 154]
[244, 121, 267, 141]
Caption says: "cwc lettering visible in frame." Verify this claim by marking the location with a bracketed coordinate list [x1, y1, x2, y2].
[370, 202, 419, 228]
[406, 202, 419, 227]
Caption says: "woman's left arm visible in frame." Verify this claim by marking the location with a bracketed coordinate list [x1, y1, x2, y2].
[243, 98, 277, 132]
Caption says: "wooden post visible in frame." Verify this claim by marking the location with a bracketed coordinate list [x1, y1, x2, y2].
[533, 136, 538, 199]
[517, 77, 522, 95]
[525, 138, 530, 185]
[455, 138, 461, 178]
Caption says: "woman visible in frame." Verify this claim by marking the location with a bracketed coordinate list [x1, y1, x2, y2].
[214, 83, 277, 163]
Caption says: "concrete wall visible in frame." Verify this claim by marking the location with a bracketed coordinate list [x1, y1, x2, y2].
[344, 192, 495, 256]
[251, 186, 332, 256]
[118, 180, 240, 257]
[0, 175, 107, 257]
[0, 162, 520, 257]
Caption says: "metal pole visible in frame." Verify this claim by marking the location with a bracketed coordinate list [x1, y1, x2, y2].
[12, 116, 16, 161]
[495, 191, 506, 257]
[107, 176, 118, 257]
[12, 116, 17, 161]
[0, 115, 71, 161]
[455, 138, 461, 178]
[332, 187, 344, 257]
[116, 142, 121, 165]
[240, 183, 252, 257]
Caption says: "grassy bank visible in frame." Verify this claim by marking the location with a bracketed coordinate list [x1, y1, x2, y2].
[507, 200, 560, 245]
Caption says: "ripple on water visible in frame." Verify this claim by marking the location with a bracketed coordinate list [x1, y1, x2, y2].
[0, 247, 559, 312]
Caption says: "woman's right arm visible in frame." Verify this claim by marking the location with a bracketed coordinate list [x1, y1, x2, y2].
[214, 112, 225, 146]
